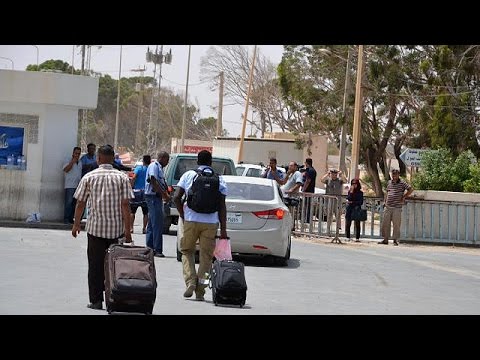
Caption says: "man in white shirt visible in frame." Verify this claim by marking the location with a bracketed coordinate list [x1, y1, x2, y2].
[173, 150, 228, 301]
[277, 161, 304, 198]
[63, 146, 82, 224]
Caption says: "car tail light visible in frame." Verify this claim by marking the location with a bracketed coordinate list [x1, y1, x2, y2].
[253, 208, 284, 220]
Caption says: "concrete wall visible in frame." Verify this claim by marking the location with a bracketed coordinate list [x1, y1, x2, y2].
[170, 137, 212, 154]
[0, 70, 98, 222]
[304, 134, 328, 189]
[214, 138, 305, 166]
[0, 70, 98, 108]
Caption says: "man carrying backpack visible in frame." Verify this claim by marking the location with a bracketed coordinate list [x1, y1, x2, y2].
[173, 150, 228, 301]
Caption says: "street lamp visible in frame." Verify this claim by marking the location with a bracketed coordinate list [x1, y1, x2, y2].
[317, 47, 351, 178]
[30, 45, 39, 66]
[0, 56, 14, 69]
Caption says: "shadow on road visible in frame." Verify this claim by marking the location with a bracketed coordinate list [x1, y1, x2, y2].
[234, 255, 300, 269]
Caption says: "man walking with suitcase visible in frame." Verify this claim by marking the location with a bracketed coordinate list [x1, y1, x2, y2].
[71, 144, 133, 310]
[173, 150, 228, 301]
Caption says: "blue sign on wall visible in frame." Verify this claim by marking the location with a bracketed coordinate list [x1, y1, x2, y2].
[0, 126, 25, 165]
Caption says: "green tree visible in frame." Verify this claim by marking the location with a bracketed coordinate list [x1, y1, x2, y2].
[278, 45, 424, 196]
[413, 45, 480, 157]
[189, 117, 227, 140]
[278, 45, 480, 196]
[464, 163, 480, 193]
[412, 149, 475, 192]
[26, 59, 78, 74]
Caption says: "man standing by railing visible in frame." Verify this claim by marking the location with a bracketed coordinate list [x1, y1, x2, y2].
[321, 169, 346, 234]
[302, 158, 317, 223]
[379, 169, 413, 246]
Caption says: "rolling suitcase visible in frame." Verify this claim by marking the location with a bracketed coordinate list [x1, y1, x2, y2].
[104, 244, 157, 314]
[210, 260, 247, 307]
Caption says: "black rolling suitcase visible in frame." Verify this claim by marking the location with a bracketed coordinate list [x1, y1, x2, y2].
[210, 260, 247, 307]
[104, 244, 157, 314]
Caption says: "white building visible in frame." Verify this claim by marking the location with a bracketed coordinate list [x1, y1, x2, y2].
[0, 70, 98, 222]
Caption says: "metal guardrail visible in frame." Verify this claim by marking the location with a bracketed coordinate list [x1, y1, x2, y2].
[290, 193, 384, 241]
[290, 193, 480, 246]
[402, 199, 480, 245]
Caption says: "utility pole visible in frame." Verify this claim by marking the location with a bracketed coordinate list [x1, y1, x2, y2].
[350, 45, 365, 181]
[114, 45, 123, 151]
[71, 45, 75, 74]
[339, 47, 351, 178]
[81, 45, 86, 75]
[147, 45, 158, 152]
[180, 45, 192, 153]
[216, 71, 224, 137]
[132, 66, 146, 152]
[80, 45, 86, 151]
[238, 45, 257, 164]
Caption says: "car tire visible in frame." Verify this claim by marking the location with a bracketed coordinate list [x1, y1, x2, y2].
[176, 248, 182, 262]
[274, 235, 291, 267]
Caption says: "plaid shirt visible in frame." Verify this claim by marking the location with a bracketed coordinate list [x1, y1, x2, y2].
[74, 164, 133, 239]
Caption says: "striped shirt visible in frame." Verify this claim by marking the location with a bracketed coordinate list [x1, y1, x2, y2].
[74, 164, 134, 238]
[385, 179, 412, 208]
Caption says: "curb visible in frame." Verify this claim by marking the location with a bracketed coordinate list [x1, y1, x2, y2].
[0, 221, 86, 231]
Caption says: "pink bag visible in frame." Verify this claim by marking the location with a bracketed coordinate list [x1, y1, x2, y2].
[213, 238, 232, 261]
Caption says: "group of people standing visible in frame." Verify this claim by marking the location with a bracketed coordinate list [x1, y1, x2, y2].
[261, 156, 413, 245]
[262, 157, 317, 198]
[319, 168, 413, 244]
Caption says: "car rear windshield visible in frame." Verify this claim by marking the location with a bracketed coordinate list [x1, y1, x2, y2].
[235, 166, 245, 176]
[246, 168, 262, 177]
[227, 183, 274, 201]
[174, 159, 234, 180]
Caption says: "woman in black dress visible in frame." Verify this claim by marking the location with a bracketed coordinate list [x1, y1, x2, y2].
[345, 178, 364, 242]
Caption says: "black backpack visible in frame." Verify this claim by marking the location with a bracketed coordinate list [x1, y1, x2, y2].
[186, 167, 221, 213]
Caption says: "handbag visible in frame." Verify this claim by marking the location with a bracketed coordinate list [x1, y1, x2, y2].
[213, 237, 232, 261]
[351, 205, 367, 221]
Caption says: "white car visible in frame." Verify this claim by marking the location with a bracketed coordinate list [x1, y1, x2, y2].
[176, 176, 292, 266]
[235, 163, 286, 178]
[235, 163, 265, 177]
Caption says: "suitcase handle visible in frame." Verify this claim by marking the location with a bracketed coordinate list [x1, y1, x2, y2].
[118, 237, 135, 246]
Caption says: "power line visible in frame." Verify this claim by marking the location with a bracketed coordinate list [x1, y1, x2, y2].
[161, 77, 208, 87]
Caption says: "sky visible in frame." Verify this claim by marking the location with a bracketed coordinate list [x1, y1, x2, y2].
[0, 45, 284, 137]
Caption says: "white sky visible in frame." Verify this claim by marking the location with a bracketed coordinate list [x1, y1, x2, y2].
[0, 45, 284, 137]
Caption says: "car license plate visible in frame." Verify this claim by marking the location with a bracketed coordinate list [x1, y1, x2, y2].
[227, 213, 242, 224]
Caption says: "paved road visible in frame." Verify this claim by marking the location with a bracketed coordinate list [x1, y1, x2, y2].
[1, 218, 480, 314]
